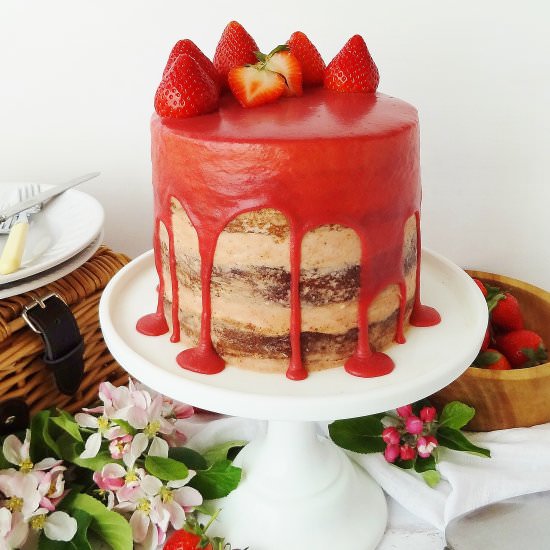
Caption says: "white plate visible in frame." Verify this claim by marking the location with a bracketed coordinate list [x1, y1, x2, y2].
[0, 230, 103, 299]
[99, 248, 488, 421]
[0, 183, 104, 284]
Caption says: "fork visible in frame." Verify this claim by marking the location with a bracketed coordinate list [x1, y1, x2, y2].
[0, 184, 42, 275]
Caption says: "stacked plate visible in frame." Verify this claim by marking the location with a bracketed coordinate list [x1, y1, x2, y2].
[0, 183, 104, 299]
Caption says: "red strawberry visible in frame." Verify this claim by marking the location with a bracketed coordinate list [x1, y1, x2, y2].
[154, 54, 219, 119]
[475, 349, 512, 370]
[472, 277, 488, 297]
[163, 529, 213, 550]
[481, 327, 490, 352]
[263, 46, 302, 97]
[163, 39, 220, 90]
[491, 292, 524, 331]
[228, 64, 286, 107]
[495, 329, 548, 368]
[213, 21, 258, 89]
[287, 31, 326, 86]
[324, 34, 379, 93]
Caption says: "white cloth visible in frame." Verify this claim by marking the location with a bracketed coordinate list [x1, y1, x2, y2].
[185, 415, 550, 532]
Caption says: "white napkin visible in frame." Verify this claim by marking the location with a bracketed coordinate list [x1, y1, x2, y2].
[337, 422, 550, 530]
[185, 416, 550, 532]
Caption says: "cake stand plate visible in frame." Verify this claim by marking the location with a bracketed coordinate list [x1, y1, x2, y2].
[99, 249, 487, 550]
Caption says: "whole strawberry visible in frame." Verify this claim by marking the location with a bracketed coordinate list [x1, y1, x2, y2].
[213, 21, 258, 89]
[163, 528, 212, 550]
[496, 329, 548, 368]
[287, 31, 326, 86]
[491, 292, 524, 332]
[472, 277, 488, 297]
[474, 349, 512, 370]
[163, 39, 221, 90]
[155, 54, 219, 119]
[324, 34, 379, 93]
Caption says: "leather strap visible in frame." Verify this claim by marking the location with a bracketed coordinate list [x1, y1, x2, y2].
[22, 293, 84, 395]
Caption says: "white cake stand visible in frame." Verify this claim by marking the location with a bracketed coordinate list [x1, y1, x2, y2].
[99, 249, 487, 550]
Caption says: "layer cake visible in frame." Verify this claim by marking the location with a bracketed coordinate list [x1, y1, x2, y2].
[138, 87, 440, 379]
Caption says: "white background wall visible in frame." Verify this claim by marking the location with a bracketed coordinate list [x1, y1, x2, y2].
[1, 1, 549, 288]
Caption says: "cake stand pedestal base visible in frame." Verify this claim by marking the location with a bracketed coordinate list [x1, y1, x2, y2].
[209, 420, 386, 550]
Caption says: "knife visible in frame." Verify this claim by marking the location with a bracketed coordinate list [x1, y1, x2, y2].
[0, 172, 100, 223]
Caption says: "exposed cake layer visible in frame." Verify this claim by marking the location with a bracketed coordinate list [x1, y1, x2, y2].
[158, 207, 417, 372]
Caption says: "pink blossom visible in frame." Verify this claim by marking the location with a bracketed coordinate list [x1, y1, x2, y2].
[399, 444, 417, 461]
[0, 509, 28, 549]
[417, 435, 439, 458]
[37, 465, 68, 511]
[405, 415, 424, 435]
[396, 404, 413, 418]
[109, 434, 133, 460]
[419, 406, 437, 423]
[383, 444, 400, 463]
[381, 427, 401, 445]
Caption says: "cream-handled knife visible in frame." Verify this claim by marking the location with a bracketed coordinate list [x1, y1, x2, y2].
[0, 211, 32, 275]
[0, 172, 100, 275]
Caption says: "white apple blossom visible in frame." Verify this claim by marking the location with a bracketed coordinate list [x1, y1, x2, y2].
[2, 431, 61, 474]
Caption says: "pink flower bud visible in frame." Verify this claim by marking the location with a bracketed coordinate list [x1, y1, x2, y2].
[382, 426, 401, 445]
[419, 406, 437, 423]
[405, 415, 424, 435]
[384, 444, 400, 463]
[396, 404, 413, 418]
[108, 434, 133, 460]
[400, 444, 417, 461]
[417, 435, 438, 458]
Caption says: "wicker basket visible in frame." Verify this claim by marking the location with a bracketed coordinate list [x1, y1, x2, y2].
[0, 245, 129, 416]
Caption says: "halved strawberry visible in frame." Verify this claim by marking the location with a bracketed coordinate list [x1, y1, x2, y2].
[228, 64, 285, 108]
[154, 54, 219, 118]
[213, 21, 258, 89]
[324, 34, 379, 93]
[287, 31, 326, 86]
[262, 46, 302, 97]
[162, 39, 220, 90]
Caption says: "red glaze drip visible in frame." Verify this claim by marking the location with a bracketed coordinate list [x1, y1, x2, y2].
[410, 211, 441, 327]
[138, 88, 440, 378]
[287, 227, 307, 381]
[167, 213, 180, 343]
[136, 220, 169, 336]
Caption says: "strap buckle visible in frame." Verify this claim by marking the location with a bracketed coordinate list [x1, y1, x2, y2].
[22, 293, 65, 334]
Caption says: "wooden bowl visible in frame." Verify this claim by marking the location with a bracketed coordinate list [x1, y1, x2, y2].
[429, 270, 550, 431]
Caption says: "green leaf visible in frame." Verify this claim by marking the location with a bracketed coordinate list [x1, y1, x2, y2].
[438, 427, 491, 457]
[422, 470, 441, 487]
[396, 458, 414, 470]
[414, 455, 437, 473]
[168, 447, 208, 470]
[202, 440, 247, 466]
[38, 509, 93, 550]
[63, 493, 132, 550]
[57, 433, 116, 471]
[30, 410, 61, 459]
[111, 419, 137, 436]
[438, 401, 475, 430]
[145, 455, 189, 481]
[328, 416, 385, 454]
[51, 411, 83, 442]
[189, 460, 242, 500]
